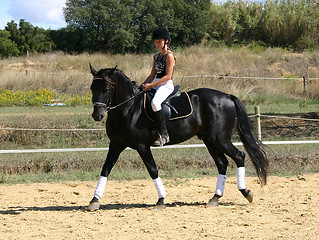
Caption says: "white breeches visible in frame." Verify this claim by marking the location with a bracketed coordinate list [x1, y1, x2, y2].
[151, 79, 174, 112]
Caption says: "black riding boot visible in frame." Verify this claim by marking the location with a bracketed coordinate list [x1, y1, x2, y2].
[153, 110, 169, 147]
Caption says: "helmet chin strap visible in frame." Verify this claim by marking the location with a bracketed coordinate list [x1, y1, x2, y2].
[162, 39, 169, 50]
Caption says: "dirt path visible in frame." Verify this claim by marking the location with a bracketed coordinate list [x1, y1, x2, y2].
[1, 174, 319, 239]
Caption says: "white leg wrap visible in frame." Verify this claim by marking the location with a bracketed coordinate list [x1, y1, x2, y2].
[94, 176, 108, 200]
[237, 167, 246, 190]
[215, 174, 226, 196]
[153, 177, 166, 198]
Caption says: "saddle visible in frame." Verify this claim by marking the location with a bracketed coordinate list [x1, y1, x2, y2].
[144, 85, 193, 121]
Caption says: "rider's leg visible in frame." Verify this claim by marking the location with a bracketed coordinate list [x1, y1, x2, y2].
[151, 81, 173, 146]
[152, 110, 169, 146]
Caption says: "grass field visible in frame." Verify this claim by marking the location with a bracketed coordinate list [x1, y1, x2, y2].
[1, 103, 319, 184]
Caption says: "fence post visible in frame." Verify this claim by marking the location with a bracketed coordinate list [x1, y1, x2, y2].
[254, 106, 261, 141]
[303, 76, 306, 94]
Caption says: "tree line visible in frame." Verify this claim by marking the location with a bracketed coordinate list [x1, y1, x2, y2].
[0, 0, 318, 58]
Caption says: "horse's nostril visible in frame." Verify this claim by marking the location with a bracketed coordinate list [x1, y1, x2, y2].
[92, 112, 104, 121]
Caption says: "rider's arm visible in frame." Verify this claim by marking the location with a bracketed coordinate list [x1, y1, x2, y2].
[143, 53, 175, 91]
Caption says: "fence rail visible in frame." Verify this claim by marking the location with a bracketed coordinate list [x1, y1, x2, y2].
[1, 140, 319, 154]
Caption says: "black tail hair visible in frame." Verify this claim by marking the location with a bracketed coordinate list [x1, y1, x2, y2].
[230, 95, 269, 185]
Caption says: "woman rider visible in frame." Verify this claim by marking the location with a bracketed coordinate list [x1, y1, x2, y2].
[142, 27, 176, 147]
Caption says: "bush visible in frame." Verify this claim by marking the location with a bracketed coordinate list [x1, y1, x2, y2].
[0, 89, 56, 106]
[63, 94, 91, 106]
[0, 88, 92, 107]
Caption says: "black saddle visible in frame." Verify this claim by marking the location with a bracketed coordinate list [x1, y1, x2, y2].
[144, 85, 193, 121]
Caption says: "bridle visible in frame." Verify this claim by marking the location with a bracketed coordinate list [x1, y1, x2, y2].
[92, 76, 144, 112]
[93, 76, 116, 86]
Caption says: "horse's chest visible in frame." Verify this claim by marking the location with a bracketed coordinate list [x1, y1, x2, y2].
[106, 117, 134, 137]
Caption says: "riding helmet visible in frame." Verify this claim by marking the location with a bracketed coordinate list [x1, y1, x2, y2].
[152, 27, 171, 41]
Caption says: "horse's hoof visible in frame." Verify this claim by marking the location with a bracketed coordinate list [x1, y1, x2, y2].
[240, 189, 253, 203]
[246, 190, 253, 203]
[154, 197, 165, 209]
[154, 204, 165, 210]
[87, 198, 100, 211]
[207, 194, 220, 207]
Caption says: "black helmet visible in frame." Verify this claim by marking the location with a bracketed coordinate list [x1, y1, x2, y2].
[152, 27, 171, 41]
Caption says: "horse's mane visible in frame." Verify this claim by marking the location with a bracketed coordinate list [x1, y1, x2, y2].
[97, 67, 141, 95]
[113, 69, 141, 95]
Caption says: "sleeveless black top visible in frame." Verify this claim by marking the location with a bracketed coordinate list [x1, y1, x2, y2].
[154, 52, 167, 78]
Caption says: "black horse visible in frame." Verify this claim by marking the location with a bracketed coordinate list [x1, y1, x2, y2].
[88, 65, 268, 210]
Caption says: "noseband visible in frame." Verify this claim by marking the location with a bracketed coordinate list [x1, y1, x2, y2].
[93, 102, 108, 108]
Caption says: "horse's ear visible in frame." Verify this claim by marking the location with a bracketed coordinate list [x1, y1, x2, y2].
[108, 65, 118, 76]
[89, 63, 97, 76]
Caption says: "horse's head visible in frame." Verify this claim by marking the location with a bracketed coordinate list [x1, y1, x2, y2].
[90, 64, 117, 121]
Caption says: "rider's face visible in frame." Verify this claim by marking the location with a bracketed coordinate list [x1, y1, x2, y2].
[154, 39, 167, 51]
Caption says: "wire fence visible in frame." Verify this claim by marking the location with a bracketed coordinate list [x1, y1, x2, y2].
[0, 110, 318, 154]
[1, 74, 318, 153]
[179, 75, 319, 81]
[1, 112, 319, 132]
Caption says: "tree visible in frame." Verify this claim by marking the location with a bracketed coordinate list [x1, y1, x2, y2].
[209, 1, 263, 45]
[170, 0, 211, 46]
[0, 30, 20, 58]
[5, 19, 53, 55]
[63, 0, 212, 53]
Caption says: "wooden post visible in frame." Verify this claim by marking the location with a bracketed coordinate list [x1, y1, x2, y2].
[303, 76, 306, 94]
[254, 106, 261, 141]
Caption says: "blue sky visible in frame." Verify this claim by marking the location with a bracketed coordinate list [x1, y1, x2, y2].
[0, 0, 67, 30]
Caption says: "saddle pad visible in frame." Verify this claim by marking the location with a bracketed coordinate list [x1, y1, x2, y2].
[144, 92, 193, 121]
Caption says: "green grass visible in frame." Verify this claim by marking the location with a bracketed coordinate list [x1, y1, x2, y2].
[246, 101, 319, 114]
[1, 101, 319, 184]
[1, 143, 318, 184]
[0, 105, 92, 114]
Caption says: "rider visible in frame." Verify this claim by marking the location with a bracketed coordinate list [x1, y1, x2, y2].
[142, 27, 176, 147]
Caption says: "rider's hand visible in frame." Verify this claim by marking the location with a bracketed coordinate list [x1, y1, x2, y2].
[142, 83, 153, 92]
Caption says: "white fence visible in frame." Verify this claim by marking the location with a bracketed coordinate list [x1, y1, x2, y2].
[1, 140, 319, 154]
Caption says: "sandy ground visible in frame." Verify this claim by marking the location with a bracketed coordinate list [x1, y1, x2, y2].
[1, 174, 319, 240]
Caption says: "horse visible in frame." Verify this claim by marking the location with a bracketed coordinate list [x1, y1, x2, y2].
[87, 64, 269, 210]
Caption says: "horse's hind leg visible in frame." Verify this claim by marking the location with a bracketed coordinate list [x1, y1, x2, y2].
[203, 139, 229, 207]
[215, 140, 253, 203]
[137, 146, 166, 209]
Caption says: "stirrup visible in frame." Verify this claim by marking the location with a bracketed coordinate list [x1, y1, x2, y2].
[153, 133, 169, 147]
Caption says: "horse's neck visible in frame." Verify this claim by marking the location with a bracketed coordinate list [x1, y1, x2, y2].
[111, 77, 141, 109]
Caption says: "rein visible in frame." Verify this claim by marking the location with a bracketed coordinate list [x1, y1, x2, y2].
[104, 90, 144, 112]
[94, 91, 144, 112]
[93, 75, 144, 112]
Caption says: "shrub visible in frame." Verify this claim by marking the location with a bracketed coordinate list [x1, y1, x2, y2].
[0, 88, 56, 106]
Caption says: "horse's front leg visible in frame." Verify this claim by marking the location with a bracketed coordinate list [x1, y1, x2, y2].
[87, 141, 126, 210]
[137, 146, 166, 209]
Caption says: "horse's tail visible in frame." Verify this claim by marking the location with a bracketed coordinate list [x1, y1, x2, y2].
[230, 95, 269, 185]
